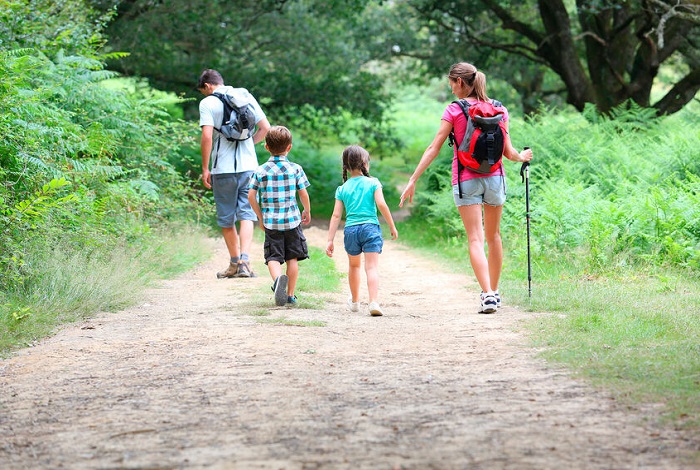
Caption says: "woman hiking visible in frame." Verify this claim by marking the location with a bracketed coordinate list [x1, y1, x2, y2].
[399, 62, 533, 314]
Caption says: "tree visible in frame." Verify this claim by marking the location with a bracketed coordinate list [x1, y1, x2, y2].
[90, 0, 396, 131]
[404, 0, 700, 115]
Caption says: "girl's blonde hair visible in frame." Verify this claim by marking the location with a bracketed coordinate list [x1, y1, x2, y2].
[448, 62, 488, 101]
[341, 145, 370, 182]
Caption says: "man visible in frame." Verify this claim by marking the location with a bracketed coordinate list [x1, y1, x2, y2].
[198, 69, 271, 278]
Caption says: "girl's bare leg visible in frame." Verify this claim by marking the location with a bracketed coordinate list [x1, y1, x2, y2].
[348, 254, 362, 302]
[364, 252, 380, 303]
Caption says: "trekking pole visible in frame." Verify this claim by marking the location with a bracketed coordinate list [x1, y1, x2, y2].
[519, 147, 532, 298]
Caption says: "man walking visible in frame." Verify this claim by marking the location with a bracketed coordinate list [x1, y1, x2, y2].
[198, 69, 271, 278]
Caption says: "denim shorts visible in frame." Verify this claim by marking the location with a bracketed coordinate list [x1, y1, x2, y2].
[453, 175, 507, 207]
[264, 225, 309, 264]
[343, 223, 383, 255]
[211, 172, 257, 227]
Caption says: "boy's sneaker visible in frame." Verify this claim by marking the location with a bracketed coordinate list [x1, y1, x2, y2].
[346, 297, 360, 312]
[234, 260, 254, 278]
[272, 275, 288, 306]
[368, 301, 384, 317]
[287, 295, 297, 305]
[479, 292, 498, 314]
[216, 262, 238, 279]
[494, 291, 502, 308]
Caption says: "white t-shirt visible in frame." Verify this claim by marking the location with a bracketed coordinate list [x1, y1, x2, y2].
[199, 85, 266, 174]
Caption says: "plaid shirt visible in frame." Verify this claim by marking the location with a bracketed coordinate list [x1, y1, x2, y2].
[249, 155, 310, 230]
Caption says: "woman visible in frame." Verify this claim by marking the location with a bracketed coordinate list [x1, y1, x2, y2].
[399, 62, 533, 314]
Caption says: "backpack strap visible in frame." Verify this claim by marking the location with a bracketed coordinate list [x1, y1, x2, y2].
[451, 99, 471, 199]
[211, 92, 231, 134]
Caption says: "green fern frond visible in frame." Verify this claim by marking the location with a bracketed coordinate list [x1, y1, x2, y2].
[1, 48, 35, 59]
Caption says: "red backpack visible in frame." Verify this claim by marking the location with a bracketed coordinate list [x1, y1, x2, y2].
[450, 99, 508, 174]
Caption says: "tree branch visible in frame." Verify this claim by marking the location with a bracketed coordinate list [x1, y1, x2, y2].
[653, 66, 700, 115]
[480, 0, 545, 46]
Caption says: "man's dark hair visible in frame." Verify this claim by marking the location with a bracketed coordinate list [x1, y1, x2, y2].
[198, 69, 224, 89]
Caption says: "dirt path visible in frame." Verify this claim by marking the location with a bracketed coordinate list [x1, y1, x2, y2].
[0, 225, 697, 469]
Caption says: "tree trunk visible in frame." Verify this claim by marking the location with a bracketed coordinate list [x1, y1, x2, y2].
[537, 0, 595, 111]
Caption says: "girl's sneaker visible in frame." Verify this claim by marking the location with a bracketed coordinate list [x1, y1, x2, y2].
[368, 301, 384, 317]
[479, 292, 498, 314]
[287, 295, 297, 305]
[347, 297, 360, 312]
[494, 291, 502, 308]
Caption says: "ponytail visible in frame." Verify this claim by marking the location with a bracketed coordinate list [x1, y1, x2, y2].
[448, 62, 490, 101]
[472, 71, 488, 101]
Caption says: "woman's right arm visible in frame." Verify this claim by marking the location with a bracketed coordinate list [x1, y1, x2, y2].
[399, 119, 453, 207]
[502, 120, 533, 163]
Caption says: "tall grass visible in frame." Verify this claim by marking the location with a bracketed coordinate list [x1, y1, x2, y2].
[0, 226, 210, 355]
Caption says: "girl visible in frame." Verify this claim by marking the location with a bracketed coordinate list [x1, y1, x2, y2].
[399, 62, 533, 314]
[326, 145, 398, 316]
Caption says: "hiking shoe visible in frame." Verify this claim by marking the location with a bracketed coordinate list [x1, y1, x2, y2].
[347, 297, 360, 312]
[216, 262, 238, 279]
[368, 301, 384, 317]
[494, 291, 502, 308]
[287, 295, 297, 305]
[479, 292, 498, 314]
[234, 260, 254, 278]
[272, 275, 288, 306]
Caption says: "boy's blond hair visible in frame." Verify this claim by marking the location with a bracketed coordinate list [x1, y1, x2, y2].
[265, 126, 293, 156]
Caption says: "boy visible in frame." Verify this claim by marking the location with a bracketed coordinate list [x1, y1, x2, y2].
[248, 126, 311, 306]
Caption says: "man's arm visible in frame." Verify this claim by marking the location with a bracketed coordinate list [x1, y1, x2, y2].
[200, 125, 214, 189]
[253, 118, 271, 145]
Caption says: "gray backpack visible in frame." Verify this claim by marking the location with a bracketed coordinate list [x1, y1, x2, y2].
[212, 91, 256, 141]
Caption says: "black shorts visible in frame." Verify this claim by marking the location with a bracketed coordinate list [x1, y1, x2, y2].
[263, 225, 309, 264]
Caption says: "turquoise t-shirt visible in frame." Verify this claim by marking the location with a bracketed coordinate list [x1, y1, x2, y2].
[335, 176, 381, 227]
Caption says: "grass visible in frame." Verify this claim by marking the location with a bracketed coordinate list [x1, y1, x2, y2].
[503, 262, 700, 428]
[0, 224, 211, 355]
[397, 217, 700, 429]
[256, 317, 327, 327]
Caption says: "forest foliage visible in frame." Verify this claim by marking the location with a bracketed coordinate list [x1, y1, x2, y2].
[0, 1, 207, 327]
[1, 0, 699, 345]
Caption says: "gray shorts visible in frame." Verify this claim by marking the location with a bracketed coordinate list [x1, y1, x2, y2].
[453, 176, 507, 207]
[211, 172, 257, 227]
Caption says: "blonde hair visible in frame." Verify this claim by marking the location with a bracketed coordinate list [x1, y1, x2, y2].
[341, 145, 370, 182]
[265, 126, 293, 155]
[448, 62, 488, 101]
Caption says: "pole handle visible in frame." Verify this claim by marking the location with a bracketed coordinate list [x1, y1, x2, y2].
[519, 147, 531, 182]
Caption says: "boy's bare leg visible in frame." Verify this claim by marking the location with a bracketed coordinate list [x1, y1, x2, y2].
[268, 260, 283, 281]
[286, 258, 299, 297]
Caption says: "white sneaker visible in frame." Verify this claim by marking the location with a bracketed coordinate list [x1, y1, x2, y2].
[368, 301, 383, 316]
[479, 292, 498, 314]
[494, 291, 502, 308]
[347, 297, 360, 312]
